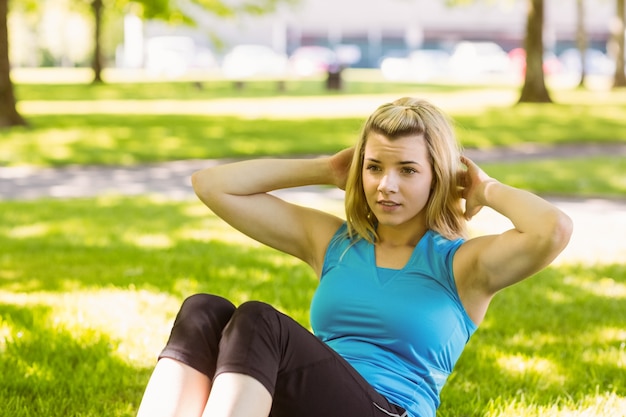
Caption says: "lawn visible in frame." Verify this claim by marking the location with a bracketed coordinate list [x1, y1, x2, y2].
[0, 196, 624, 417]
[2, 71, 625, 167]
[1, 72, 625, 416]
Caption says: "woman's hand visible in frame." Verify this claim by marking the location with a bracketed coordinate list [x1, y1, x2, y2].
[328, 147, 354, 190]
[459, 155, 497, 220]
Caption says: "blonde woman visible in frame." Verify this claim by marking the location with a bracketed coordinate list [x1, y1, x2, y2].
[137, 97, 572, 417]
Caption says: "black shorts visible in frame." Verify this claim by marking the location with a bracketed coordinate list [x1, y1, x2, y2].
[159, 293, 409, 417]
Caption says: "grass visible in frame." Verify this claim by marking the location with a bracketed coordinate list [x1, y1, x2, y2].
[1, 71, 625, 415]
[10, 68, 500, 100]
[439, 264, 626, 417]
[482, 157, 626, 199]
[1, 108, 625, 168]
[0, 196, 624, 416]
[0, 114, 365, 166]
[1, 73, 625, 168]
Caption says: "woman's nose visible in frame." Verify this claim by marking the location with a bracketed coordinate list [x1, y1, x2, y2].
[377, 173, 398, 194]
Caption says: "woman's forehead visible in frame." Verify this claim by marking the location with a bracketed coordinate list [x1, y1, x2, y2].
[364, 133, 428, 158]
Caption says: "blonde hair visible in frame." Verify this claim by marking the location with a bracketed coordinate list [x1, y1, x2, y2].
[344, 97, 468, 243]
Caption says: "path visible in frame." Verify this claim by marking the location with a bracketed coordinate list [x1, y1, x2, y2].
[1, 143, 625, 266]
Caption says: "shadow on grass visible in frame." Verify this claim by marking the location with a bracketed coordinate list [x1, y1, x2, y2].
[0, 196, 317, 415]
[0, 196, 317, 317]
[439, 264, 626, 416]
[455, 104, 626, 148]
[0, 303, 151, 417]
[0, 114, 362, 167]
[1, 196, 623, 415]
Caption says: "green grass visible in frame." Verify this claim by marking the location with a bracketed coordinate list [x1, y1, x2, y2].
[11, 69, 498, 101]
[0, 196, 624, 416]
[439, 263, 626, 417]
[2, 75, 625, 168]
[454, 102, 626, 147]
[0, 114, 365, 166]
[482, 156, 626, 199]
[1, 108, 625, 167]
[1, 73, 625, 415]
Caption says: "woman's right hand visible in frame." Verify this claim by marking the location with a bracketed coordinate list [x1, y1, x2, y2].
[328, 147, 354, 190]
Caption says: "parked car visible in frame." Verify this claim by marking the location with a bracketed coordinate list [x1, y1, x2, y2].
[407, 49, 451, 81]
[558, 48, 614, 76]
[145, 36, 217, 77]
[379, 50, 413, 80]
[221, 44, 288, 79]
[508, 47, 562, 76]
[379, 49, 450, 81]
[448, 41, 512, 77]
[289, 46, 338, 76]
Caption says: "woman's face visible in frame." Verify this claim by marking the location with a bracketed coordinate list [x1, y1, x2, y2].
[362, 132, 433, 231]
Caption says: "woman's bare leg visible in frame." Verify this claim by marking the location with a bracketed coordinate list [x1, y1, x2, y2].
[201, 373, 272, 417]
[137, 358, 211, 417]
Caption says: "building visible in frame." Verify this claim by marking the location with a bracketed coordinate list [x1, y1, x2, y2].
[156, 0, 616, 68]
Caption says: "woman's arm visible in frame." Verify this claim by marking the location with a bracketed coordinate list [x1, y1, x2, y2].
[454, 156, 573, 321]
[191, 151, 352, 275]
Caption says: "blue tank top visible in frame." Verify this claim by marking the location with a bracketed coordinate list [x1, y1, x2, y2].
[310, 223, 477, 417]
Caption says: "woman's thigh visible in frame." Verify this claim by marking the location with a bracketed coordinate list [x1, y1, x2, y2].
[219, 302, 406, 417]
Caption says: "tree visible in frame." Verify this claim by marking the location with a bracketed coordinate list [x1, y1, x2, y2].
[85, 0, 294, 84]
[445, 0, 551, 102]
[518, 0, 552, 103]
[90, 0, 104, 83]
[611, 0, 626, 87]
[576, 0, 588, 88]
[0, 0, 26, 127]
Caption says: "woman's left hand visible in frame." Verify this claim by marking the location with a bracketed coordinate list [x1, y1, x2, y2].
[459, 155, 496, 220]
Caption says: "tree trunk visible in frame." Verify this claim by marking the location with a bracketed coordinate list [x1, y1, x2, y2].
[518, 0, 552, 103]
[576, 0, 588, 88]
[612, 0, 626, 88]
[91, 0, 104, 84]
[0, 0, 26, 128]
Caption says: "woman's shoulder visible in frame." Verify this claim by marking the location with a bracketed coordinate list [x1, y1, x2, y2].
[425, 229, 465, 251]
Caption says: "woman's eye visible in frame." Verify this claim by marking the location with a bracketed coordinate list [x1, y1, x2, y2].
[366, 165, 381, 172]
[402, 167, 417, 174]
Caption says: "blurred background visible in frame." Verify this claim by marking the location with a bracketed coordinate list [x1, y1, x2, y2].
[5, 0, 623, 86]
[1, 2, 625, 416]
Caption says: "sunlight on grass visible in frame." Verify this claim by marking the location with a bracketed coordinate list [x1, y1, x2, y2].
[3, 79, 626, 167]
[126, 233, 174, 249]
[564, 275, 626, 299]
[1, 196, 624, 416]
[7, 223, 51, 238]
[483, 157, 626, 198]
[0, 289, 180, 368]
[486, 392, 626, 417]
[497, 354, 564, 384]
[592, 327, 626, 347]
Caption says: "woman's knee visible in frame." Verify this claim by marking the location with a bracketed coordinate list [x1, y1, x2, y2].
[235, 300, 277, 317]
[180, 293, 235, 316]
[220, 301, 281, 343]
[170, 294, 236, 340]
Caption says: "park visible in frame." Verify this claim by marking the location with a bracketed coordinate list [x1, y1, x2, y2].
[0, 65, 624, 416]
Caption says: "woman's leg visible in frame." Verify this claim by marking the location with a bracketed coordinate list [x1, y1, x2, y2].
[136, 358, 211, 417]
[138, 297, 406, 417]
[202, 373, 272, 417]
[136, 294, 237, 417]
[209, 301, 407, 417]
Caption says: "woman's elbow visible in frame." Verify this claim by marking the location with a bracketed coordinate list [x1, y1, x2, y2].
[547, 210, 574, 256]
[191, 169, 217, 203]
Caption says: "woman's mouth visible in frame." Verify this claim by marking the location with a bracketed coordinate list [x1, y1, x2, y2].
[378, 200, 400, 211]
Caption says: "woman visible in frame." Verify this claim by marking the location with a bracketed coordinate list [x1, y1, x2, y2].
[136, 97, 572, 417]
